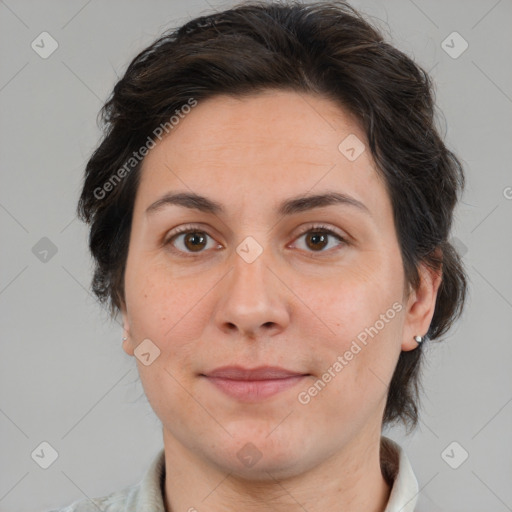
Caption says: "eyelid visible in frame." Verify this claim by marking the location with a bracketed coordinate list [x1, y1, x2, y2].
[164, 223, 212, 241]
[291, 223, 348, 242]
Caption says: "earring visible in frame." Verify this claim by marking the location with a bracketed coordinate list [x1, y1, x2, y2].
[122, 336, 127, 341]
[414, 335, 424, 344]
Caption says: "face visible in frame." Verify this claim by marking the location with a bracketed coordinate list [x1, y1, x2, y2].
[121, 90, 438, 479]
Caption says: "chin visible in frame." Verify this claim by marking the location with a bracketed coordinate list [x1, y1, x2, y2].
[207, 433, 312, 481]
[224, 452, 308, 482]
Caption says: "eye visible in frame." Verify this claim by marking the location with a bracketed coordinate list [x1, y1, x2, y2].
[291, 224, 348, 254]
[164, 225, 220, 256]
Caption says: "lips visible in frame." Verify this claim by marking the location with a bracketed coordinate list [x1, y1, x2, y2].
[201, 366, 309, 401]
[203, 366, 307, 380]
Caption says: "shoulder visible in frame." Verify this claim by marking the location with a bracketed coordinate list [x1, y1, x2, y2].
[46, 448, 166, 512]
[46, 483, 138, 512]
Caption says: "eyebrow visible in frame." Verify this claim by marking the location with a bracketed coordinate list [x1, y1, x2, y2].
[145, 191, 372, 218]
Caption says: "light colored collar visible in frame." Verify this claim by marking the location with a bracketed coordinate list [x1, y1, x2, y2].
[381, 436, 419, 512]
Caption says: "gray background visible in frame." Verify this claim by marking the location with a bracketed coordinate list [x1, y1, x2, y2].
[1, 0, 511, 511]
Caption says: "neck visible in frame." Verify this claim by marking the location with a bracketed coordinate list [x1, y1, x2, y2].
[162, 428, 392, 512]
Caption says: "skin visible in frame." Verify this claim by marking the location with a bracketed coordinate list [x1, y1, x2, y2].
[120, 90, 441, 512]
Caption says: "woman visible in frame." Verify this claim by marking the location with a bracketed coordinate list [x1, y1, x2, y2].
[53, 1, 467, 510]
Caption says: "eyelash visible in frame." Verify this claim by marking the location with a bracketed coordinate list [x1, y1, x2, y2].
[164, 223, 348, 258]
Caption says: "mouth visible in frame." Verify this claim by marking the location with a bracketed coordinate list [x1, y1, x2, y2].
[200, 366, 310, 401]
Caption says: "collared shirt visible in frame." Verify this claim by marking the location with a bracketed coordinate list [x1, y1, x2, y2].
[49, 436, 419, 511]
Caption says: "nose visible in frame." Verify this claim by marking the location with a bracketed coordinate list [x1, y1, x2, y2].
[212, 243, 291, 340]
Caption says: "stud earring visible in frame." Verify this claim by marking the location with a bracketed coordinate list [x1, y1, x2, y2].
[414, 335, 424, 344]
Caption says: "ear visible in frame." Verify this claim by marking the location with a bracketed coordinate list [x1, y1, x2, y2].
[119, 301, 135, 357]
[401, 251, 443, 352]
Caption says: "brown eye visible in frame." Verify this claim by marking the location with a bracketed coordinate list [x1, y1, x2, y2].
[305, 231, 329, 251]
[166, 228, 218, 255]
[293, 226, 347, 254]
[182, 231, 208, 252]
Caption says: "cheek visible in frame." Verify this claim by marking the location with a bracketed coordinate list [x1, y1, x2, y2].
[320, 262, 400, 327]
[310, 262, 404, 386]
[124, 257, 204, 338]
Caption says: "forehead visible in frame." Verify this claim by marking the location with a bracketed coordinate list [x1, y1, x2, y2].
[135, 90, 389, 220]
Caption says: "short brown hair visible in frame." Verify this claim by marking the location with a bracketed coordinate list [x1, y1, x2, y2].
[77, 0, 468, 432]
